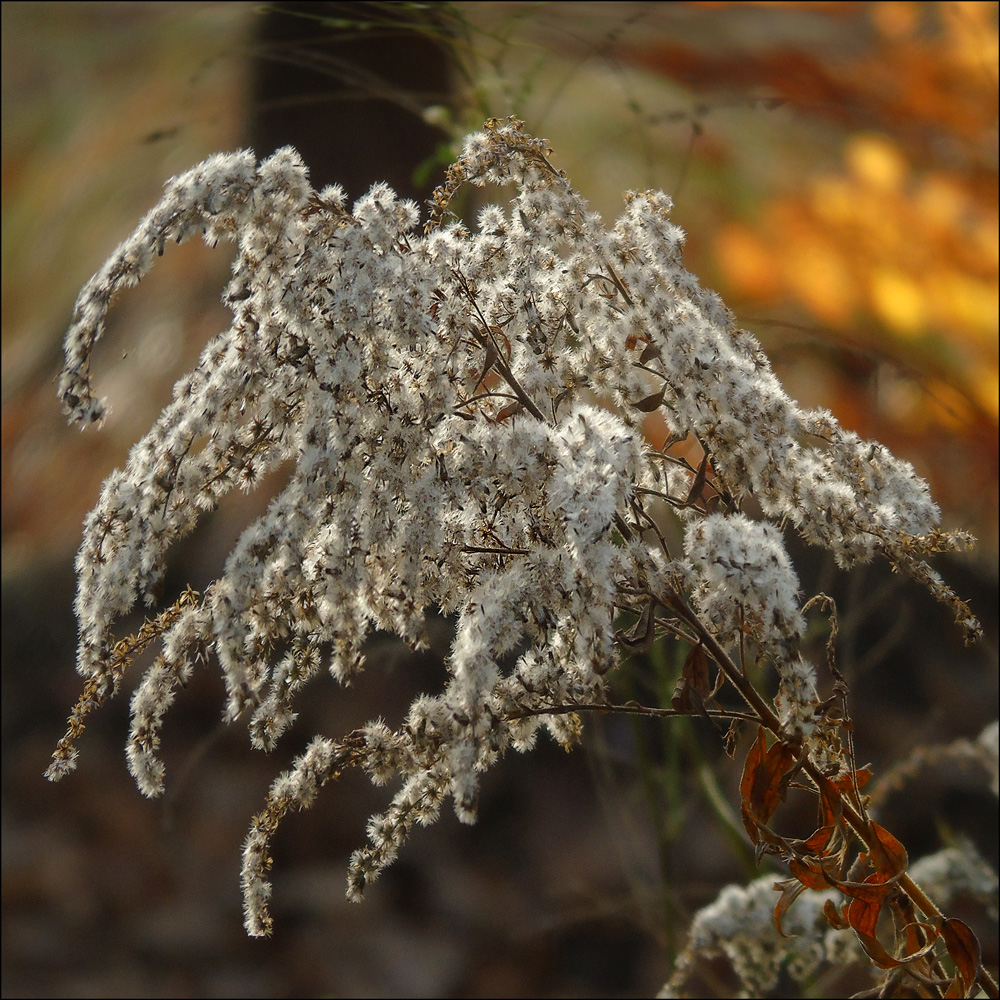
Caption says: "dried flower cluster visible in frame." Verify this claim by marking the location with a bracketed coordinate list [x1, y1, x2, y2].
[661, 830, 998, 999]
[48, 118, 991, 993]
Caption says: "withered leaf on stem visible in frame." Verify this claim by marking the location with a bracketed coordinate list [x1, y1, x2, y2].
[942, 917, 982, 997]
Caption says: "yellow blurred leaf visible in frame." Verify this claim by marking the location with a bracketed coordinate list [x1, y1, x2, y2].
[846, 133, 908, 193]
[715, 225, 781, 300]
[783, 237, 857, 325]
[869, 268, 926, 336]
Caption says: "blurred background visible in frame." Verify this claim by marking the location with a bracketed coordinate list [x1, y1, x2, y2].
[3, 2, 997, 996]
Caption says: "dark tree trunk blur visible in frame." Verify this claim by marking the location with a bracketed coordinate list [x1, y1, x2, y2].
[249, 1, 456, 201]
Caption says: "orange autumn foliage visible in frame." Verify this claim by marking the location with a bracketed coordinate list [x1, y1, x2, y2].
[620, 0, 998, 542]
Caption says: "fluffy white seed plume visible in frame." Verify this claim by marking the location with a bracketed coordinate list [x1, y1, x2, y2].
[46, 119, 979, 938]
